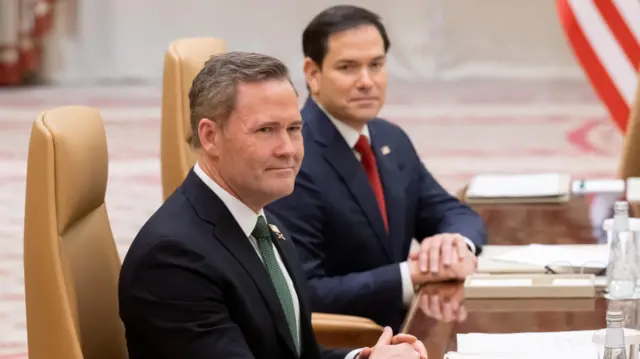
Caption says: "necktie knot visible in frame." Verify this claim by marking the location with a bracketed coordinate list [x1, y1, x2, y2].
[354, 135, 372, 157]
[252, 215, 271, 241]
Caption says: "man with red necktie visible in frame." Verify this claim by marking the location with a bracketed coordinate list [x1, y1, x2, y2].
[267, 5, 487, 331]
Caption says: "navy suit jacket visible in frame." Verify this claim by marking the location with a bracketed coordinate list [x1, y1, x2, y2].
[119, 169, 351, 359]
[266, 97, 487, 330]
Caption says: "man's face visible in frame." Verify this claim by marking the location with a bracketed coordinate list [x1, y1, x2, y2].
[305, 24, 387, 129]
[206, 79, 304, 209]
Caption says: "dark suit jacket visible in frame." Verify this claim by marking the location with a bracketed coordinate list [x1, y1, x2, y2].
[119, 169, 352, 359]
[266, 97, 487, 330]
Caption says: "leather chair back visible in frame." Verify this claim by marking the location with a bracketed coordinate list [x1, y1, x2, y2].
[23, 106, 128, 359]
[161, 37, 226, 199]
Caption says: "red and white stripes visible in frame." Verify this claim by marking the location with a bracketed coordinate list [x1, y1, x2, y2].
[557, 0, 640, 132]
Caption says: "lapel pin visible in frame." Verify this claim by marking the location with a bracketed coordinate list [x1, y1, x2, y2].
[269, 224, 286, 240]
[381, 146, 391, 155]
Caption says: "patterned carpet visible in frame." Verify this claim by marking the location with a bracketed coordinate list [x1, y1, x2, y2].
[0, 79, 622, 358]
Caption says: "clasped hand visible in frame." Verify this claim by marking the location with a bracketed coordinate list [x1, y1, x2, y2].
[408, 233, 477, 285]
[358, 326, 427, 359]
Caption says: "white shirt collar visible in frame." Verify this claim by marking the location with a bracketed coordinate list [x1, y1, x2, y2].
[193, 162, 264, 238]
[316, 102, 370, 149]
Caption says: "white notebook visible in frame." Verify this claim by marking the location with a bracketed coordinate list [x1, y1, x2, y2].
[466, 173, 569, 199]
[446, 330, 599, 359]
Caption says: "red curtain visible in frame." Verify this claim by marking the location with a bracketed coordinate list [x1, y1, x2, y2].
[0, 0, 55, 86]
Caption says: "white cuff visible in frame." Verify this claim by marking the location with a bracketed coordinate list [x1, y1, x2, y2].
[345, 348, 363, 359]
[463, 236, 476, 255]
[399, 261, 415, 306]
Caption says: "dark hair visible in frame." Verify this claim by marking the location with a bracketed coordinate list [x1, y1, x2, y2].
[302, 5, 390, 68]
[187, 51, 292, 148]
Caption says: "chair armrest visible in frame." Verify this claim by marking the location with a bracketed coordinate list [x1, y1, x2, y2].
[456, 185, 468, 202]
[311, 312, 384, 349]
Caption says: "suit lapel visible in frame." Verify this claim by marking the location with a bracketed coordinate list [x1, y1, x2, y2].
[264, 218, 305, 310]
[182, 171, 298, 357]
[303, 97, 392, 261]
[262, 218, 304, 302]
[213, 219, 298, 357]
[324, 142, 392, 260]
[370, 128, 406, 262]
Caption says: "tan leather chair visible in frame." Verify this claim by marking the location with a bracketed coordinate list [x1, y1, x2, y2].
[161, 37, 227, 200]
[160, 38, 384, 348]
[23, 106, 128, 359]
[618, 64, 640, 215]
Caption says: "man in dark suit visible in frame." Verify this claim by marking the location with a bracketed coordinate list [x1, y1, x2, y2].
[118, 52, 427, 359]
[266, 5, 487, 331]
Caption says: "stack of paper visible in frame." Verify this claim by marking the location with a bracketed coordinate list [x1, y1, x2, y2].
[446, 330, 600, 359]
[492, 244, 609, 270]
[466, 173, 570, 204]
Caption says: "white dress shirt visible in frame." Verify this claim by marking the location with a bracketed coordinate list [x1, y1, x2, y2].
[317, 104, 476, 307]
[194, 163, 361, 359]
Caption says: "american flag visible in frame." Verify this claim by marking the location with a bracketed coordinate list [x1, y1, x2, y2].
[557, 0, 640, 132]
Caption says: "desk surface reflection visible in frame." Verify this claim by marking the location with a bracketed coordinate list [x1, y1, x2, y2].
[404, 194, 612, 358]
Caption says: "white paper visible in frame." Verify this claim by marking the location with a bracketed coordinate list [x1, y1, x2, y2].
[627, 177, 640, 202]
[446, 354, 527, 359]
[445, 353, 576, 359]
[572, 179, 625, 194]
[445, 352, 594, 359]
[454, 331, 599, 358]
[469, 279, 532, 287]
[467, 173, 565, 198]
[493, 244, 609, 269]
[551, 278, 593, 286]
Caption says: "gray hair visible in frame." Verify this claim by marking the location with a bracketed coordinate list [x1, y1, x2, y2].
[187, 51, 293, 148]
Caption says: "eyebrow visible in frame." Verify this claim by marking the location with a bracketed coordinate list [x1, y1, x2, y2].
[335, 55, 386, 64]
[255, 120, 303, 128]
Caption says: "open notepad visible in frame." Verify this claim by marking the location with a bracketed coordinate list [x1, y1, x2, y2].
[446, 330, 600, 359]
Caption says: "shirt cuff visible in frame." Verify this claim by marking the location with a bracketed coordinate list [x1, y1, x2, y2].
[399, 261, 415, 306]
[345, 348, 363, 359]
[463, 236, 477, 255]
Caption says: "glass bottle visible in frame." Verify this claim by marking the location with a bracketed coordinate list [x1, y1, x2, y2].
[606, 201, 637, 299]
[603, 310, 627, 359]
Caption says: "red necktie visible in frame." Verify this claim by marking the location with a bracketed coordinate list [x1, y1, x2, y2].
[354, 135, 388, 232]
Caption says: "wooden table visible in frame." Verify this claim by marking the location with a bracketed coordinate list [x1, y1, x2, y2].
[405, 283, 609, 358]
[469, 193, 597, 246]
[404, 194, 614, 359]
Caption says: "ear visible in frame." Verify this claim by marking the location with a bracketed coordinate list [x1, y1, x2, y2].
[303, 57, 321, 95]
[198, 118, 221, 155]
